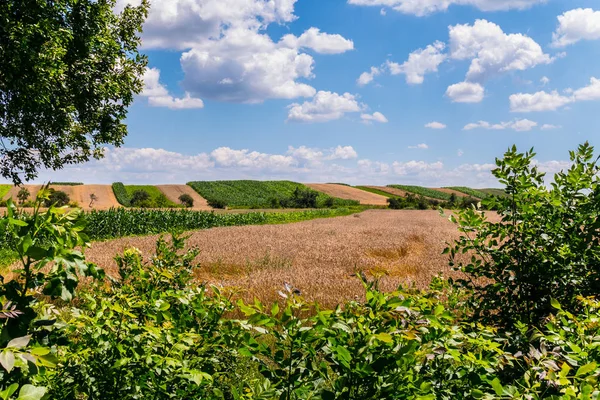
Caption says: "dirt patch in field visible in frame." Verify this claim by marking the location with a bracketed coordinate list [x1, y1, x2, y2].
[306, 183, 388, 206]
[86, 210, 466, 308]
[156, 185, 212, 210]
[3, 185, 119, 210]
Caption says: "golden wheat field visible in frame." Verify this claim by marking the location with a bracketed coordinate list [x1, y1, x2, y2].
[86, 209, 471, 308]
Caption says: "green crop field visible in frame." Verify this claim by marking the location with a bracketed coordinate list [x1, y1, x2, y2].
[355, 186, 397, 198]
[112, 183, 177, 208]
[480, 188, 508, 197]
[444, 187, 489, 199]
[387, 185, 452, 201]
[0, 185, 11, 200]
[188, 180, 358, 209]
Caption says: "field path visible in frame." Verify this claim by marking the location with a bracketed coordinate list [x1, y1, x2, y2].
[306, 183, 388, 206]
[156, 185, 212, 210]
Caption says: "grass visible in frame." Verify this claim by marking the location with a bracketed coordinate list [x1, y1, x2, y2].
[0, 185, 11, 200]
[355, 186, 397, 198]
[480, 188, 508, 197]
[112, 183, 179, 208]
[188, 180, 357, 209]
[444, 187, 489, 199]
[0, 249, 17, 273]
[387, 185, 451, 201]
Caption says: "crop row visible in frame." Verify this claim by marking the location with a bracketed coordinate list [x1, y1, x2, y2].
[444, 187, 489, 199]
[82, 207, 355, 240]
[188, 180, 357, 209]
[387, 185, 452, 201]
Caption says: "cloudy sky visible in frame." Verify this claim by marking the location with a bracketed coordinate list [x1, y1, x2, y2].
[30, 0, 600, 186]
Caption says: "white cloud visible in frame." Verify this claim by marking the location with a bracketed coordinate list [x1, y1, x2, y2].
[357, 66, 382, 86]
[393, 160, 442, 175]
[448, 19, 552, 82]
[552, 8, 600, 48]
[541, 124, 561, 130]
[280, 28, 354, 54]
[446, 82, 485, 103]
[509, 90, 572, 112]
[463, 119, 538, 131]
[387, 41, 447, 84]
[425, 121, 447, 129]
[541, 76, 550, 86]
[457, 149, 464, 157]
[119, 0, 352, 104]
[380, 8, 387, 15]
[347, 0, 546, 17]
[327, 145, 359, 160]
[141, 68, 205, 109]
[408, 143, 429, 149]
[510, 77, 600, 112]
[361, 112, 389, 124]
[287, 91, 363, 123]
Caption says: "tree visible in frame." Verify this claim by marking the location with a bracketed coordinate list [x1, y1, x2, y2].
[89, 193, 98, 208]
[0, 0, 149, 184]
[17, 187, 30, 204]
[44, 189, 70, 207]
[179, 194, 194, 208]
[130, 190, 150, 207]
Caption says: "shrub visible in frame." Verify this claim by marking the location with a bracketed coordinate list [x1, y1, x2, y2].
[154, 193, 170, 208]
[179, 193, 194, 208]
[130, 190, 151, 207]
[17, 187, 30, 204]
[448, 142, 600, 327]
[208, 198, 227, 209]
[290, 187, 318, 208]
[43, 189, 70, 207]
[112, 182, 130, 206]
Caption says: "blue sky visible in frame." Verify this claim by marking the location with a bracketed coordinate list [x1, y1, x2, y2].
[31, 0, 600, 186]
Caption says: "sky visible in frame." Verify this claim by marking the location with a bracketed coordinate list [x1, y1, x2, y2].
[29, 0, 600, 186]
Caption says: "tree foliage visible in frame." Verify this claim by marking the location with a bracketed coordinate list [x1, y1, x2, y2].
[0, 0, 149, 184]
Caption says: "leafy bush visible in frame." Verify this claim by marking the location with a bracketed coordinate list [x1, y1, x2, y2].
[16, 187, 29, 205]
[111, 182, 130, 206]
[444, 186, 489, 199]
[130, 189, 151, 207]
[388, 185, 452, 201]
[179, 193, 194, 208]
[208, 198, 228, 209]
[43, 189, 70, 207]
[448, 142, 600, 326]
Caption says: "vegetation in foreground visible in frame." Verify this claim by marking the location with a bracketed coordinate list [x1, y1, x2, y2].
[0, 144, 599, 399]
[188, 180, 359, 209]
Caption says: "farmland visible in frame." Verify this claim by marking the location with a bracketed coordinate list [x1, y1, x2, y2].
[305, 183, 388, 206]
[444, 186, 489, 199]
[388, 184, 452, 200]
[188, 180, 358, 208]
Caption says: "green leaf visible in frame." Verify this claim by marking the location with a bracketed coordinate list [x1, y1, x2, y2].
[490, 378, 504, 396]
[271, 302, 279, 317]
[16, 385, 47, 400]
[373, 333, 394, 344]
[576, 362, 597, 377]
[0, 383, 19, 400]
[550, 298, 562, 310]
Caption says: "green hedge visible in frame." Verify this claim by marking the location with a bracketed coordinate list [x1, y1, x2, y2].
[112, 182, 130, 206]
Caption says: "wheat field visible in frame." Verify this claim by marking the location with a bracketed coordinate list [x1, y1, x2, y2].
[85, 209, 470, 307]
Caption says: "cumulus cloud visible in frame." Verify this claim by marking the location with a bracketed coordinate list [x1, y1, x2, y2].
[541, 76, 550, 86]
[552, 8, 600, 48]
[287, 91, 363, 123]
[141, 68, 205, 109]
[463, 119, 538, 131]
[408, 143, 429, 149]
[361, 112, 389, 124]
[448, 19, 552, 82]
[425, 121, 447, 129]
[387, 41, 447, 84]
[347, 0, 546, 17]
[446, 82, 485, 103]
[510, 77, 600, 112]
[357, 67, 382, 86]
[119, 0, 352, 104]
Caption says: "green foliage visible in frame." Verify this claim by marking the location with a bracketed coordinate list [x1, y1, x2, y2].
[387, 194, 434, 210]
[15, 188, 29, 205]
[79, 208, 356, 240]
[49, 183, 83, 187]
[125, 185, 178, 208]
[444, 187, 489, 199]
[0, 188, 103, 397]
[480, 188, 509, 197]
[355, 186, 395, 198]
[43, 189, 70, 208]
[0, 186, 10, 200]
[179, 194, 194, 208]
[48, 235, 245, 399]
[129, 189, 151, 207]
[447, 142, 600, 326]
[111, 182, 130, 207]
[387, 185, 452, 201]
[188, 181, 358, 209]
[0, 0, 149, 184]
